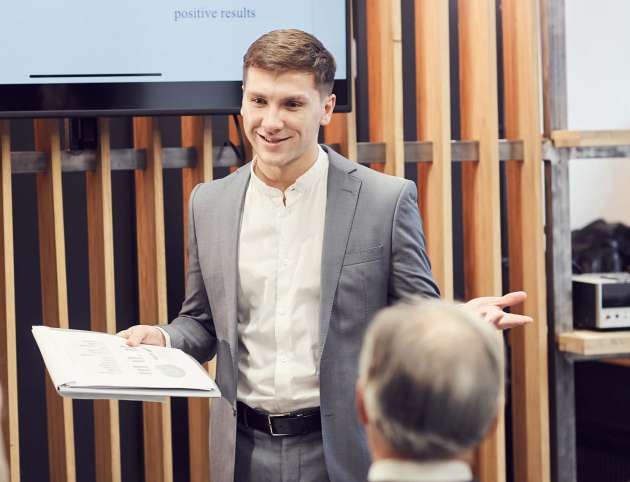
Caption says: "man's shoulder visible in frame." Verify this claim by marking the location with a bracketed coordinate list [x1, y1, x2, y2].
[191, 163, 251, 203]
[324, 146, 411, 196]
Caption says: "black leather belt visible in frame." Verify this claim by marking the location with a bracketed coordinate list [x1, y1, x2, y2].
[236, 401, 322, 437]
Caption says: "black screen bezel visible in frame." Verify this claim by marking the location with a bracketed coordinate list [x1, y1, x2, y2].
[0, 0, 351, 118]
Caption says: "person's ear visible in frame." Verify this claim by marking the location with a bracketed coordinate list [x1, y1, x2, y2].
[320, 93, 336, 126]
[484, 412, 500, 439]
[356, 380, 368, 426]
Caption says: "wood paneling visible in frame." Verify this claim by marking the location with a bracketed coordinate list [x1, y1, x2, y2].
[558, 330, 630, 356]
[132, 117, 173, 482]
[457, 0, 505, 480]
[34, 119, 76, 482]
[366, 0, 405, 176]
[501, 1, 551, 481]
[414, 0, 454, 299]
[181, 115, 214, 482]
[86, 118, 122, 482]
[551, 129, 630, 148]
[324, 111, 358, 161]
[0, 120, 19, 482]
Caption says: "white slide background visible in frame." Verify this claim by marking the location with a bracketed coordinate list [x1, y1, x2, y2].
[0, 0, 347, 83]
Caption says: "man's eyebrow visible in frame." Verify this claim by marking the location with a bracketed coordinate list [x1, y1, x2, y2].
[244, 92, 310, 102]
[283, 95, 309, 103]
[245, 91, 267, 98]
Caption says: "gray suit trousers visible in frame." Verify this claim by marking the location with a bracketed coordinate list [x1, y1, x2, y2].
[234, 424, 330, 482]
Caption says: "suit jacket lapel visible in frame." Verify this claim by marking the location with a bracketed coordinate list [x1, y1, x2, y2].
[319, 149, 361, 353]
[218, 165, 251, 359]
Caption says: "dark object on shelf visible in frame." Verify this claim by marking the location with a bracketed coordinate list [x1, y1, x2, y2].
[572, 219, 630, 274]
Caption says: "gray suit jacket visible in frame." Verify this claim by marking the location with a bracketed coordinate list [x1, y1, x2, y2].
[163, 146, 440, 482]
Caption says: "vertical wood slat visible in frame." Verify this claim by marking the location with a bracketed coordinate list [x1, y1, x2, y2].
[0, 120, 19, 482]
[325, 2, 358, 163]
[34, 119, 76, 482]
[324, 101, 358, 161]
[132, 117, 173, 482]
[457, 1, 506, 481]
[181, 115, 213, 482]
[86, 118, 122, 482]
[366, 0, 405, 176]
[324, 43, 358, 160]
[414, 0, 454, 300]
[501, 1, 551, 482]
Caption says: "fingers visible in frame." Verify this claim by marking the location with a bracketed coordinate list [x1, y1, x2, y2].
[484, 308, 504, 327]
[116, 326, 145, 347]
[465, 291, 528, 309]
[126, 328, 146, 347]
[495, 291, 527, 309]
[495, 314, 534, 330]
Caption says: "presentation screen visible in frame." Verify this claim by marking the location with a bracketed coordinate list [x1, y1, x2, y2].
[0, 0, 351, 117]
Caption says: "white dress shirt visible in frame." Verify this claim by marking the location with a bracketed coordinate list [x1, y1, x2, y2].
[368, 459, 473, 482]
[159, 148, 328, 414]
[236, 146, 328, 413]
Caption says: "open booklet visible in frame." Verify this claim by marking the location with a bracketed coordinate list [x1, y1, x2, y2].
[32, 325, 221, 402]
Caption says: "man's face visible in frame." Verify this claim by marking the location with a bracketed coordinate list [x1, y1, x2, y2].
[241, 67, 335, 170]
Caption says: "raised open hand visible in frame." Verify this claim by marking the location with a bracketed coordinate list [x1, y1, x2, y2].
[465, 291, 533, 330]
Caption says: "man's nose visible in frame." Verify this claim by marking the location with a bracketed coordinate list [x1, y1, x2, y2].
[261, 106, 283, 131]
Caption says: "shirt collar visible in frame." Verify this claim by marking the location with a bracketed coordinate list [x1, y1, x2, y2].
[249, 145, 328, 198]
[368, 458, 472, 482]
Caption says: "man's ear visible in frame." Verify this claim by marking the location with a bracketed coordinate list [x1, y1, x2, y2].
[240, 84, 245, 117]
[320, 93, 337, 126]
[356, 380, 368, 426]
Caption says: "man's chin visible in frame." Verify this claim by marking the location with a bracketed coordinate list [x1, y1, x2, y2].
[255, 148, 291, 166]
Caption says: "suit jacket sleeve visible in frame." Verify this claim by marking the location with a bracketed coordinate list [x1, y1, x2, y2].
[389, 180, 441, 302]
[161, 184, 217, 363]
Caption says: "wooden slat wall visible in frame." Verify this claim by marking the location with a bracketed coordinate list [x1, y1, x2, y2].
[181, 115, 214, 482]
[34, 119, 77, 482]
[0, 120, 19, 482]
[414, 0, 454, 299]
[501, 1, 551, 482]
[3, 4, 554, 481]
[86, 119, 122, 482]
[366, 0, 405, 175]
[132, 117, 173, 482]
[457, 1, 506, 481]
[325, 111, 358, 161]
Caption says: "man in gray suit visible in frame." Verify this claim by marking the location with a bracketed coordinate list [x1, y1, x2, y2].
[120, 29, 531, 482]
[357, 299, 503, 482]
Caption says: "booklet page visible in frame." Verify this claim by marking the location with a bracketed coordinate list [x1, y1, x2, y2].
[33, 326, 216, 391]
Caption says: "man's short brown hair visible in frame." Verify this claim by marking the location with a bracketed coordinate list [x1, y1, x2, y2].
[243, 29, 336, 95]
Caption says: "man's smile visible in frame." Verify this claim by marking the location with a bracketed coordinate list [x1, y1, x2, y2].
[257, 132, 291, 145]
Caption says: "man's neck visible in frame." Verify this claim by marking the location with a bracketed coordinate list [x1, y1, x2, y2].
[368, 426, 473, 466]
[253, 145, 319, 192]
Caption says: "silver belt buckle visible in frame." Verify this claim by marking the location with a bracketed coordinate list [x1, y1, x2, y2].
[267, 412, 291, 437]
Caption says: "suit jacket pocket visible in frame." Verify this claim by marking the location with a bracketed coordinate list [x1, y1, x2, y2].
[343, 244, 384, 266]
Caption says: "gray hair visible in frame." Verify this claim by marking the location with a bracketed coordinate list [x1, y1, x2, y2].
[358, 298, 503, 460]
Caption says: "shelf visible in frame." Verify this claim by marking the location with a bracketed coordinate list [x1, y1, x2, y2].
[557, 330, 630, 357]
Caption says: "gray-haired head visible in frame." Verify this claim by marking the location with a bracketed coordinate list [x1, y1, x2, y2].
[358, 298, 503, 461]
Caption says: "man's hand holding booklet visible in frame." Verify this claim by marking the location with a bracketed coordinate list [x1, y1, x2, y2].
[32, 326, 221, 402]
